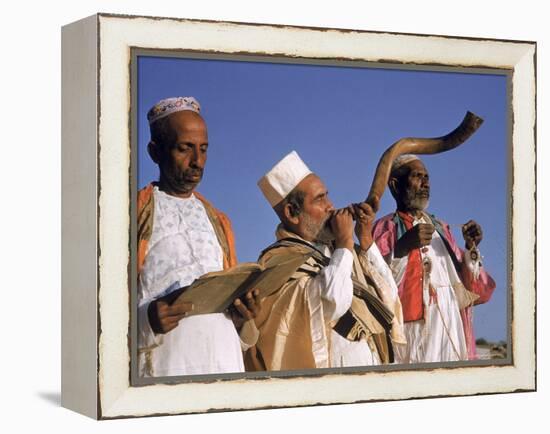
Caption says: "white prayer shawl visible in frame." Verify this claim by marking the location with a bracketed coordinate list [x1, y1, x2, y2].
[137, 187, 245, 377]
[390, 215, 468, 363]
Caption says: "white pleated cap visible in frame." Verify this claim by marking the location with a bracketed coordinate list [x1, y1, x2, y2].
[258, 151, 313, 207]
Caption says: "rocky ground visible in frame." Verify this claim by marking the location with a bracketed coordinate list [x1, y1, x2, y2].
[475, 338, 508, 360]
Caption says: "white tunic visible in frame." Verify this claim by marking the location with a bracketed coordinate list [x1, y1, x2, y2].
[391, 216, 468, 363]
[300, 246, 353, 368]
[137, 186, 244, 377]
[305, 242, 396, 368]
[329, 243, 400, 367]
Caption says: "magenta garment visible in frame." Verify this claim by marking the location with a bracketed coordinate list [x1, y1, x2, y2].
[372, 212, 496, 360]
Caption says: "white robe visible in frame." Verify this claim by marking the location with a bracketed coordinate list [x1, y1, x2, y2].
[311, 243, 400, 368]
[390, 215, 468, 363]
[137, 187, 245, 377]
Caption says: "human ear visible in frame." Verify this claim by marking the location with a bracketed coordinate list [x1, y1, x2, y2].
[283, 203, 300, 226]
[388, 176, 399, 197]
[147, 141, 161, 164]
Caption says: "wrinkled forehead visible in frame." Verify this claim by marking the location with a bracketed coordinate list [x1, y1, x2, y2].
[404, 159, 428, 176]
[297, 174, 327, 199]
[166, 110, 207, 136]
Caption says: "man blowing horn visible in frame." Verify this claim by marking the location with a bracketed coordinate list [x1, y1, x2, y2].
[245, 151, 406, 371]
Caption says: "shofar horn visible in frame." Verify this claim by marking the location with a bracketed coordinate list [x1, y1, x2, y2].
[365, 111, 484, 212]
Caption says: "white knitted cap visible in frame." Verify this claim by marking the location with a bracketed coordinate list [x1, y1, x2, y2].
[147, 96, 201, 124]
[390, 154, 421, 176]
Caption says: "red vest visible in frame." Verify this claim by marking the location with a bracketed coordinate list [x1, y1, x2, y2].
[397, 211, 425, 322]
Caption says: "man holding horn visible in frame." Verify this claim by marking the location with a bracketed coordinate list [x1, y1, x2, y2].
[372, 155, 496, 363]
[247, 151, 406, 371]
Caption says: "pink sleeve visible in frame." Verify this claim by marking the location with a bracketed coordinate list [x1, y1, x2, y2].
[372, 217, 397, 259]
[442, 222, 496, 305]
[442, 220, 496, 359]
[461, 306, 477, 359]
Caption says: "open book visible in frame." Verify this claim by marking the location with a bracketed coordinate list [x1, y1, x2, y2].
[173, 250, 312, 316]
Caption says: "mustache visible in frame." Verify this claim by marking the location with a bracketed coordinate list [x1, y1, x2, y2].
[416, 189, 430, 196]
[180, 168, 203, 179]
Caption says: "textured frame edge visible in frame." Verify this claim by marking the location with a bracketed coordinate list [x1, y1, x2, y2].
[61, 14, 100, 419]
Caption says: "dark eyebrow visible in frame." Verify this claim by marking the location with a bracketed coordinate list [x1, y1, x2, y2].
[314, 191, 328, 200]
[175, 141, 209, 147]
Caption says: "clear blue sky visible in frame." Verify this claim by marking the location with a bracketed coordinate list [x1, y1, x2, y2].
[137, 55, 508, 342]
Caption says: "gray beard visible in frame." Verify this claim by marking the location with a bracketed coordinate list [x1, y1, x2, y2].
[408, 197, 429, 211]
[301, 212, 335, 245]
[405, 189, 429, 212]
[314, 224, 336, 245]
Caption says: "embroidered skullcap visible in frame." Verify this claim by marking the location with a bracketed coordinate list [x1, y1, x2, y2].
[147, 96, 201, 125]
[390, 154, 421, 177]
[258, 151, 313, 207]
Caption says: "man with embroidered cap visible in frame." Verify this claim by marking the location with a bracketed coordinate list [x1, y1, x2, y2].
[247, 151, 406, 371]
[372, 154, 496, 363]
[137, 96, 260, 377]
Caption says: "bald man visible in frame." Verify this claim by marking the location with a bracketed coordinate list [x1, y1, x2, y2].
[137, 97, 260, 377]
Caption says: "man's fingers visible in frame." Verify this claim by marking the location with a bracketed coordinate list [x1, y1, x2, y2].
[158, 314, 186, 333]
[161, 312, 189, 326]
[468, 224, 481, 233]
[162, 320, 179, 333]
[356, 202, 374, 217]
[332, 208, 353, 227]
[352, 204, 373, 222]
[464, 226, 482, 241]
[164, 317, 181, 327]
[415, 224, 434, 244]
[419, 238, 432, 246]
[467, 226, 482, 237]
[158, 305, 194, 323]
[413, 224, 434, 234]
[476, 228, 483, 240]
[251, 288, 263, 316]
[463, 219, 476, 228]
[340, 208, 352, 219]
[463, 220, 480, 233]
[233, 298, 253, 320]
[161, 287, 186, 304]
[465, 231, 480, 241]
[244, 291, 258, 314]
[462, 220, 483, 247]
[419, 224, 435, 233]
[163, 302, 194, 317]
[418, 228, 433, 246]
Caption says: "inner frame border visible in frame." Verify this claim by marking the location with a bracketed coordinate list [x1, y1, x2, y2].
[128, 47, 514, 387]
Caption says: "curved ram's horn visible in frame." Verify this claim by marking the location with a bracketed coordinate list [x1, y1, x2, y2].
[365, 111, 484, 212]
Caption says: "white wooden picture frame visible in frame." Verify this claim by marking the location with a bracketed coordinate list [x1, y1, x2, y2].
[61, 13, 536, 419]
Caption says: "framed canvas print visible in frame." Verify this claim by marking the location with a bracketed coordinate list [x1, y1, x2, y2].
[61, 13, 536, 419]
